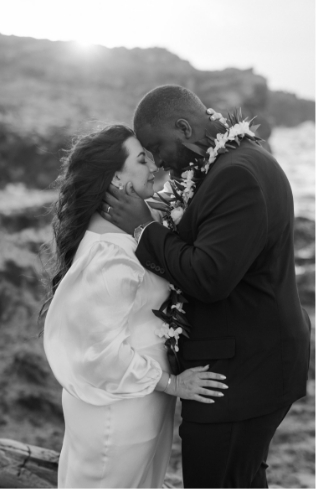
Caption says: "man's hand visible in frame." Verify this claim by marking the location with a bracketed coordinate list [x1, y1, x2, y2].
[101, 183, 153, 234]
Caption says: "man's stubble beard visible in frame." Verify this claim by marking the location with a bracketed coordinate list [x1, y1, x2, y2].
[170, 140, 198, 178]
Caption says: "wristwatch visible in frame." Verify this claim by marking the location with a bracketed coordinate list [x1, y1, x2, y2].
[134, 221, 155, 243]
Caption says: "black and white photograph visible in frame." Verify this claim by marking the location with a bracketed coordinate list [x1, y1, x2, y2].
[0, 1, 314, 488]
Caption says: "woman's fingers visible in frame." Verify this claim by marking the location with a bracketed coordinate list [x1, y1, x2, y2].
[190, 365, 210, 371]
[198, 380, 228, 389]
[199, 371, 226, 380]
[198, 388, 224, 397]
[193, 395, 215, 404]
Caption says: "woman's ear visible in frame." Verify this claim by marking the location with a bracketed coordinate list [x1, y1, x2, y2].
[175, 118, 192, 139]
[111, 173, 124, 190]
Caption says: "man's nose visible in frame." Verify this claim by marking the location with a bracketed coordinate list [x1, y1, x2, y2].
[153, 155, 164, 169]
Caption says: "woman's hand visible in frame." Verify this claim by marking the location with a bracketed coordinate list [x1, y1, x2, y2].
[166, 365, 228, 403]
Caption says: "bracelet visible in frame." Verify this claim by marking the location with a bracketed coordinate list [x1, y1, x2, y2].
[163, 373, 172, 393]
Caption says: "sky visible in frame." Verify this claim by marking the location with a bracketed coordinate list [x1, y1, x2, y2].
[1, 0, 315, 99]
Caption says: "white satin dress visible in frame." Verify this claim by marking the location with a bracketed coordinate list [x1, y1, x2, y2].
[44, 230, 176, 488]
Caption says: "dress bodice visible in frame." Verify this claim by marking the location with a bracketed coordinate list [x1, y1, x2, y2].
[44, 231, 170, 406]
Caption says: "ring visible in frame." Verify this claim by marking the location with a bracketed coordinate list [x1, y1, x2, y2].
[107, 205, 112, 213]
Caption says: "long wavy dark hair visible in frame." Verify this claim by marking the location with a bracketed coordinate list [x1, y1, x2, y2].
[40, 124, 134, 319]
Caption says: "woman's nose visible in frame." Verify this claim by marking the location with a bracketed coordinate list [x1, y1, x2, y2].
[146, 155, 158, 173]
[151, 161, 159, 173]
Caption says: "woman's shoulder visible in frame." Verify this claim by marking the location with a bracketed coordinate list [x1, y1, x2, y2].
[75, 231, 136, 261]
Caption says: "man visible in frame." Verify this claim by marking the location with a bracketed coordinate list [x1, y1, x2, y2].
[103, 85, 310, 488]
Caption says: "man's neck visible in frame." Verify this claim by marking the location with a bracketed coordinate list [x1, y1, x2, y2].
[192, 116, 227, 144]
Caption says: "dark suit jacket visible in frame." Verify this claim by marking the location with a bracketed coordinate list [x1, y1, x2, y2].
[136, 139, 310, 423]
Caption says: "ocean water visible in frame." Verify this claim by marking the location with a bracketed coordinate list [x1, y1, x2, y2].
[270, 121, 315, 220]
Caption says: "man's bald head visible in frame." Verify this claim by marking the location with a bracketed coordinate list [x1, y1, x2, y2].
[133, 85, 206, 133]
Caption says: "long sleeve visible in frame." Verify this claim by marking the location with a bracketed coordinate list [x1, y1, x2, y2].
[44, 239, 162, 406]
[136, 165, 268, 303]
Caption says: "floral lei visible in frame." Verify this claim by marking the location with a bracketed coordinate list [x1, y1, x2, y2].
[150, 108, 261, 373]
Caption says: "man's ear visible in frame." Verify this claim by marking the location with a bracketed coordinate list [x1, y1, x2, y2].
[175, 118, 192, 139]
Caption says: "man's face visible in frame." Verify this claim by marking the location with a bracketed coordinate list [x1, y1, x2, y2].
[135, 122, 195, 176]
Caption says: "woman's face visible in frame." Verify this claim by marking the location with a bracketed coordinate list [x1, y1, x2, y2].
[114, 137, 158, 199]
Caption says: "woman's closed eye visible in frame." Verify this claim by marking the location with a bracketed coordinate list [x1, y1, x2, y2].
[137, 151, 147, 164]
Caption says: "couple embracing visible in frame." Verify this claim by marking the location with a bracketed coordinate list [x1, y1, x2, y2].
[43, 85, 310, 488]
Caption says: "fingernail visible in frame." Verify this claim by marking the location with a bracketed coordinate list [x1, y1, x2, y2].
[210, 400, 215, 403]
[217, 392, 224, 397]
[222, 385, 229, 389]
[220, 375, 226, 379]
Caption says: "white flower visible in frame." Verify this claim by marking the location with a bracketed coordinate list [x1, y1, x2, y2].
[228, 121, 255, 140]
[169, 284, 182, 294]
[228, 125, 241, 140]
[162, 181, 173, 194]
[171, 302, 185, 313]
[183, 179, 195, 190]
[170, 206, 184, 225]
[187, 188, 195, 199]
[215, 132, 229, 149]
[169, 326, 183, 341]
[237, 121, 255, 137]
[186, 169, 194, 180]
[155, 322, 170, 339]
[181, 170, 194, 182]
[206, 146, 217, 163]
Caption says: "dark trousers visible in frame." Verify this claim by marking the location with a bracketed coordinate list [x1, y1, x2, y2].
[179, 404, 291, 488]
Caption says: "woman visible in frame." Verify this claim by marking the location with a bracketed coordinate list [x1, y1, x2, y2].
[43, 125, 227, 488]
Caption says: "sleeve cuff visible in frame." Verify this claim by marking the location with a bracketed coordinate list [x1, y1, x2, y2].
[134, 221, 156, 245]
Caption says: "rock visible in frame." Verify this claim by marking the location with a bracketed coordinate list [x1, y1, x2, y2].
[0, 438, 58, 488]
[294, 217, 315, 307]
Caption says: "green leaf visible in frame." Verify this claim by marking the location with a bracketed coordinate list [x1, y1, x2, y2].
[159, 297, 171, 313]
[147, 201, 169, 212]
[152, 309, 170, 322]
[157, 192, 172, 205]
[170, 181, 184, 203]
[250, 124, 260, 133]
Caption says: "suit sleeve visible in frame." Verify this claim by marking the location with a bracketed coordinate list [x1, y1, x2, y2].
[136, 165, 268, 303]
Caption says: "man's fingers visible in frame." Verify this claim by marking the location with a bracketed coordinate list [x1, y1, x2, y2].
[108, 183, 126, 199]
[99, 209, 112, 222]
[104, 192, 121, 207]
